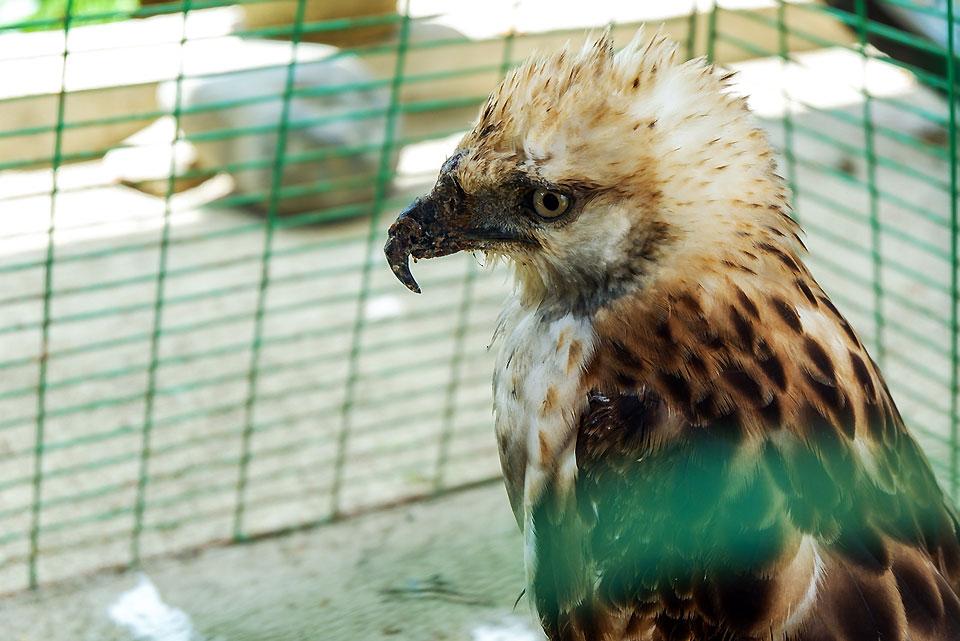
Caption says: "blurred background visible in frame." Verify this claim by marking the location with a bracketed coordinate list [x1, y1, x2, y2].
[0, 0, 957, 639]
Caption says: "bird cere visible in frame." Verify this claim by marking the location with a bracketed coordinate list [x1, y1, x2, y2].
[386, 29, 960, 641]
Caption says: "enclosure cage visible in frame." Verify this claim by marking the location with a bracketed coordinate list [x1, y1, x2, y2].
[0, 0, 959, 638]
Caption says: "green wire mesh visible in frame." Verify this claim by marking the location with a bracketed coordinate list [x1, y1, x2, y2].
[708, 1, 960, 497]
[0, 0, 957, 593]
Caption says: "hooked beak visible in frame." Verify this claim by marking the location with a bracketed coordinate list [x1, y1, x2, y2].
[383, 194, 470, 294]
[384, 174, 537, 293]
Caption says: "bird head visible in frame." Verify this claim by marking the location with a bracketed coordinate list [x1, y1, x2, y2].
[385, 30, 792, 313]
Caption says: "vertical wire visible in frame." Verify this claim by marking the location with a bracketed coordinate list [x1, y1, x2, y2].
[131, 0, 192, 567]
[706, 0, 719, 63]
[854, 0, 886, 365]
[330, 1, 412, 517]
[232, 0, 309, 540]
[686, 0, 699, 61]
[945, 0, 959, 499]
[433, 3, 518, 492]
[777, 0, 800, 225]
[27, 0, 74, 590]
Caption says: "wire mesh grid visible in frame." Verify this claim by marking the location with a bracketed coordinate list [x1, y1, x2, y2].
[707, 0, 960, 495]
[0, 0, 956, 595]
[0, 0, 522, 592]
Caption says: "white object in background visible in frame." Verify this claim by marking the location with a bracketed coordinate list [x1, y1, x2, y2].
[886, 0, 959, 53]
[364, 294, 404, 321]
[471, 616, 543, 641]
[158, 40, 394, 217]
[108, 574, 203, 641]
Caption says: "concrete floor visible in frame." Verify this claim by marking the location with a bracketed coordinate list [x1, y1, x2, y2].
[2, 482, 539, 641]
[0, 110, 509, 593]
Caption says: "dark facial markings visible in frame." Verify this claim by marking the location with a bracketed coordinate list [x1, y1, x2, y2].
[440, 150, 464, 175]
[449, 172, 467, 198]
[456, 171, 586, 231]
[517, 177, 582, 225]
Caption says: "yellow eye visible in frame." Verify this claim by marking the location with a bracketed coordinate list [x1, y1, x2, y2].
[533, 189, 570, 219]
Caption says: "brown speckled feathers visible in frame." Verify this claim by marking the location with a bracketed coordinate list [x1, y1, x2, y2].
[383, 30, 960, 641]
[534, 240, 960, 640]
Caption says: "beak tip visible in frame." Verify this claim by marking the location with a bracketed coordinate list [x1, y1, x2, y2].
[385, 198, 434, 294]
[388, 259, 422, 294]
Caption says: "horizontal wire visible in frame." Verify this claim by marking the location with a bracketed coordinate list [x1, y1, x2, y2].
[0, 388, 493, 522]
[0, 412, 494, 547]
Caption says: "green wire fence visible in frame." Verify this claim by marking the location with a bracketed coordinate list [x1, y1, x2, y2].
[0, 0, 956, 593]
[708, 0, 960, 499]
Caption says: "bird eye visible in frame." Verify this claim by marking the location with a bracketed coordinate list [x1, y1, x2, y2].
[532, 189, 570, 219]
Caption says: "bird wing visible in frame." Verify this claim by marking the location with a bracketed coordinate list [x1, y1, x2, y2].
[530, 286, 960, 641]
